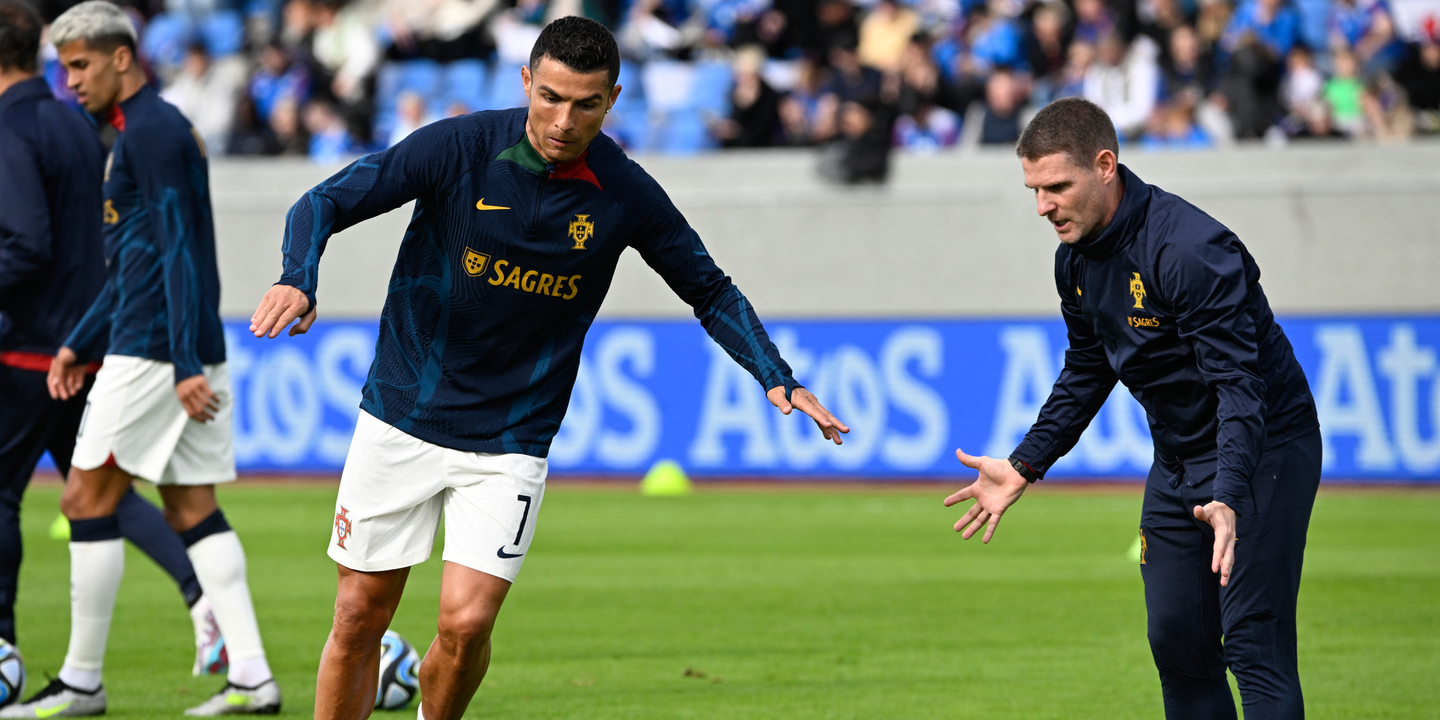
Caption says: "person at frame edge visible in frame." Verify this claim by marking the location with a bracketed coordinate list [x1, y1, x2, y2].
[944, 97, 1321, 720]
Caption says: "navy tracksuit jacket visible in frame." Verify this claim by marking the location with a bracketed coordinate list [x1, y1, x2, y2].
[278, 108, 799, 457]
[1011, 165, 1320, 720]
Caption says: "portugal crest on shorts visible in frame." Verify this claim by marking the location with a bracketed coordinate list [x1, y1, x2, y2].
[463, 248, 491, 277]
[335, 506, 352, 549]
[568, 214, 594, 250]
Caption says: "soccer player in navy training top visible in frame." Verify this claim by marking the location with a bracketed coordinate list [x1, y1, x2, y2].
[0, 0, 227, 695]
[944, 98, 1320, 719]
[249, 16, 849, 720]
[5, 2, 280, 717]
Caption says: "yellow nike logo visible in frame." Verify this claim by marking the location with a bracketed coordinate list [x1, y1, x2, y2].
[36, 700, 74, 718]
[476, 198, 510, 211]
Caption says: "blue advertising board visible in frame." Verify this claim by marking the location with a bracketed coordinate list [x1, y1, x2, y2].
[215, 316, 1440, 480]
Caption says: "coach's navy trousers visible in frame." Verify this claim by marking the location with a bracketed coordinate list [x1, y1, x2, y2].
[1140, 429, 1322, 720]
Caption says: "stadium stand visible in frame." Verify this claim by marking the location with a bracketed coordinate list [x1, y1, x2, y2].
[30, 0, 1440, 164]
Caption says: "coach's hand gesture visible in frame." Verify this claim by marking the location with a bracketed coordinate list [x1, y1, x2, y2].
[767, 386, 849, 445]
[1193, 501, 1237, 587]
[47, 347, 87, 401]
[250, 284, 317, 339]
[944, 449, 1031, 543]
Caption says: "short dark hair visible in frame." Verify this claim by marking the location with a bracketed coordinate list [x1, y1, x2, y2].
[1016, 97, 1119, 167]
[529, 16, 620, 87]
[0, 0, 42, 73]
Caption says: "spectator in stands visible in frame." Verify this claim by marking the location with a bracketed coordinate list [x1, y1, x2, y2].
[1136, 0, 1192, 60]
[306, 0, 380, 105]
[857, 0, 918, 71]
[1054, 40, 1095, 99]
[249, 41, 311, 124]
[779, 54, 837, 144]
[963, 0, 1028, 76]
[302, 98, 359, 162]
[380, 0, 497, 62]
[1085, 32, 1160, 138]
[1215, 27, 1286, 137]
[960, 65, 1028, 146]
[714, 47, 783, 146]
[1325, 47, 1366, 133]
[1073, 0, 1117, 45]
[1361, 70, 1414, 139]
[1141, 100, 1215, 148]
[1024, 2, 1070, 102]
[268, 96, 309, 155]
[1279, 43, 1324, 130]
[1328, 0, 1402, 74]
[160, 41, 246, 153]
[1220, 0, 1301, 59]
[226, 93, 284, 156]
[617, 0, 692, 59]
[894, 101, 961, 150]
[823, 43, 883, 102]
[819, 99, 892, 183]
[388, 89, 431, 146]
[815, 0, 860, 53]
[1395, 39, 1440, 132]
[1160, 24, 1213, 99]
[733, 7, 799, 58]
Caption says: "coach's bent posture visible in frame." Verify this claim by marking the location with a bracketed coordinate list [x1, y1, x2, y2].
[946, 98, 1320, 720]
[250, 17, 848, 720]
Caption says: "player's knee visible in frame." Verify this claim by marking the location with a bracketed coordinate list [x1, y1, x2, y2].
[332, 589, 397, 645]
[436, 605, 496, 651]
[1147, 610, 1225, 680]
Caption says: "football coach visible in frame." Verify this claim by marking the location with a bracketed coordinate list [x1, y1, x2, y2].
[943, 97, 1322, 720]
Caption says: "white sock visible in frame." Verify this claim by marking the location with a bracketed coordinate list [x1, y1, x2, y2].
[186, 531, 273, 687]
[61, 538, 124, 691]
[417, 706, 426, 720]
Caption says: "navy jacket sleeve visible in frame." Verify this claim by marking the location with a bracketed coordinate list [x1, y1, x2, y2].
[621, 169, 799, 398]
[0, 129, 52, 310]
[63, 270, 116, 362]
[1010, 252, 1119, 476]
[278, 120, 470, 311]
[1157, 230, 1266, 516]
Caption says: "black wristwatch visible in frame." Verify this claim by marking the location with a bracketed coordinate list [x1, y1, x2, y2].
[1008, 457, 1040, 483]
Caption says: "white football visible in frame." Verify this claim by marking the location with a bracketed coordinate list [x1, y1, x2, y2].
[0, 638, 25, 708]
[375, 630, 420, 710]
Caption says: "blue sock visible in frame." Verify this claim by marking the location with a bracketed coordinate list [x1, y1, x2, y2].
[115, 488, 203, 607]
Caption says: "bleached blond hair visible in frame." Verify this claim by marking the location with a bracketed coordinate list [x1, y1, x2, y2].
[50, 0, 136, 51]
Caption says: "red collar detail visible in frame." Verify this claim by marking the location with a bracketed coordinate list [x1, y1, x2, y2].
[107, 105, 126, 132]
[550, 152, 602, 190]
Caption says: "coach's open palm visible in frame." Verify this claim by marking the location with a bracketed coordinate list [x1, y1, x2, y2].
[944, 450, 1031, 543]
[250, 284, 317, 339]
[767, 386, 849, 445]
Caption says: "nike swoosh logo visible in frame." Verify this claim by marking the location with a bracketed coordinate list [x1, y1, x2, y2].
[497, 547, 524, 559]
[476, 198, 510, 210]
[37, 701, 74, 719]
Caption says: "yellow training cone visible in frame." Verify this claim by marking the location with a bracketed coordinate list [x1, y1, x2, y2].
[640, 460, 692, 496]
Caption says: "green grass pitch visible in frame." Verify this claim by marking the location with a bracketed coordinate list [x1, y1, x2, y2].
[12, 482, 1440, 718]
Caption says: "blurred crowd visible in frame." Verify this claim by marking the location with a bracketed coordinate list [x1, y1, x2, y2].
[27, 0, 1440, 174]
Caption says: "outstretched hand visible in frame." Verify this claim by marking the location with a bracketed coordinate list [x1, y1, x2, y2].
[250, 284, 317, 339]
[767, 386, 849, 445]
[943, 449, 1031, 543]
[1192, 501, 1237, 587]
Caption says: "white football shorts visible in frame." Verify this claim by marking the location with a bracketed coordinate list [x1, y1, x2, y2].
[71, 355, 237, 486]
[328, 411, 548, 582]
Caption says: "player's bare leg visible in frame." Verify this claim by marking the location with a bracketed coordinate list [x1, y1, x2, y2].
[316, 566, 410, 720]
[58, 464, 132, 520]
[417, 563, 511, 720]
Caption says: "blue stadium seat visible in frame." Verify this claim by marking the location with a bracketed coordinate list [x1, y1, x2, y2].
[653, 109, 715, 155]
[689, 60, 733, 116]
[199, 10, 244, 57]
[138, 13, 193, 69]
[488, 64, 529, 110]
[444, 60, 488, 114]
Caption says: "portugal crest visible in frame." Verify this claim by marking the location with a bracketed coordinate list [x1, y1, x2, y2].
[1129, 272, 1147, 310]
[568, 214, 594, 250]
[334, 506, 352, 549]
[463, 247, 491, 277]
